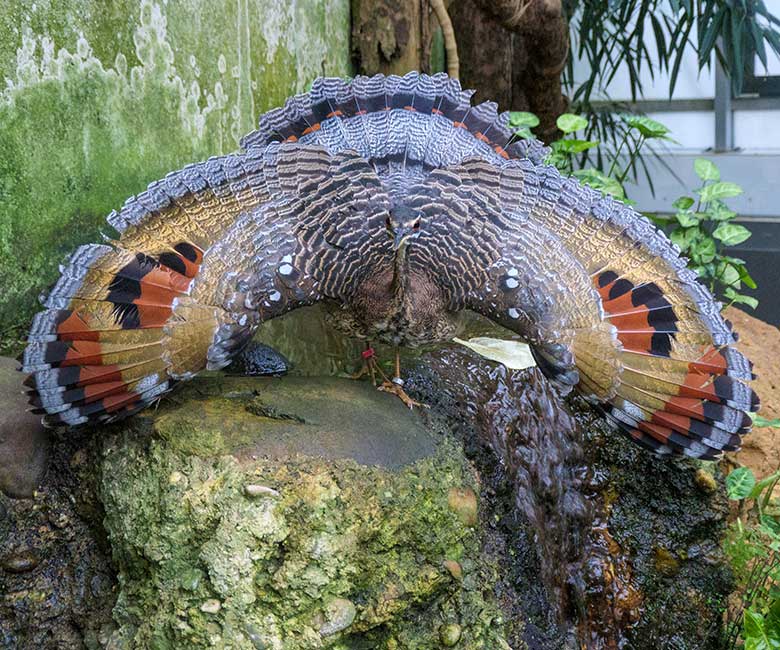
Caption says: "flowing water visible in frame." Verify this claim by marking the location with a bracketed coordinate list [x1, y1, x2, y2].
[405, 346, 643, 649]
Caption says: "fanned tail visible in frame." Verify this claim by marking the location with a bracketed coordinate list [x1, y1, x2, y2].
[572, 270, 758, 459]
[22, 242, 209, 426]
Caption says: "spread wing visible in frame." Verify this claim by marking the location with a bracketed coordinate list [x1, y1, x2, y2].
[23, 70, 758, 462]
[23, 144, 390, 425]
[402, 157, 758, 459]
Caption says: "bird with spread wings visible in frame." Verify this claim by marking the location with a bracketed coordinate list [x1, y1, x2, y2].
[22, 72, 758, 459]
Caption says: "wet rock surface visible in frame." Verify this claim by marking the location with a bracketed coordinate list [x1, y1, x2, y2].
[0, 428, 116, 649]
[0, 357, 49, 498]
[0, 348, 734, 649]
[97, 375, 511, 649]
[406, 346, 732, 650]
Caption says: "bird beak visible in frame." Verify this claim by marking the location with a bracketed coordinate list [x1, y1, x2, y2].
[393, 229, 410, 251]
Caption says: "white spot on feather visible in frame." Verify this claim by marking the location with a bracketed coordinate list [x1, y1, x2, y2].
[278, 263, 293, 275]
[505, 278, 519, 289]
[269, 290, 281, 302]
[507, 308, 520, 319]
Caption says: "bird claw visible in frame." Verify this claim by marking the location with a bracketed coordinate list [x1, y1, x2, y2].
[378, 380, 429, 410]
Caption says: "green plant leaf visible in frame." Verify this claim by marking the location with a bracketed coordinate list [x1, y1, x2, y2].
[623, 115, 671, 138]
[694, 157, 721, 181]
[556, 113, 589, 134]
[673, 196, 695, 210]
[713, 223, 752, 246]
[697, 237, 716, 263]
[675, 210, 699, 228]
[735, 263, 758, 289]
[727, 467, 757, 500]
[744, 610, 771, 650]
[724, 287, 759, 309]
[749, 470, 780, 499]
[512, 126, 535, 140]
[699, 181, 744, 202]
[718, 261, 741, 286]
[670, 227, 696, 252]
[555, 139, 600, 153]
[572, 169, 626, 199]
[753, 416, 780, 428]
[709, 203, 738, 221]
[509, 111, 540, 128]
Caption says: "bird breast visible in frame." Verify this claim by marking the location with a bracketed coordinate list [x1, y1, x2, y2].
[328, 267, 461, 347]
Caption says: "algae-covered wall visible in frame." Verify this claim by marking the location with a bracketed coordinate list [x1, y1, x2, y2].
[0, 0, 351, 351]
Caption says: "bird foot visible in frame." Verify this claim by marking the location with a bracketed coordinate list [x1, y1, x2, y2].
[350, 347, 379, 386]
[378, 379, 428, 410]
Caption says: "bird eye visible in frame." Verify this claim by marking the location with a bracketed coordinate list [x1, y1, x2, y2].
[412, 220, 420, 231]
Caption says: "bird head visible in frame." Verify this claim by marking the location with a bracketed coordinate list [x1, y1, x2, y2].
[386, 206, 423, 251]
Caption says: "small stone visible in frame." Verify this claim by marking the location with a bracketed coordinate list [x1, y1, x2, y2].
[443, 560, 462, 580]
[694, 468, 718, 493]
[200, 599, 222, 614]
[2, 549, 38, 574]
[0, 357, 50, 498]
[439, 623, 462, 646]
[447, 487, 478, 526]
[245, 623, 269, 649]
[319, 597, 356, 636]
[244, 484, 281, 499]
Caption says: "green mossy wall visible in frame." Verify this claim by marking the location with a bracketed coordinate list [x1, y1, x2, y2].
[0, 0, 351, 351]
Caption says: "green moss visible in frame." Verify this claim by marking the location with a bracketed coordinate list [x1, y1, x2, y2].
[0, 0, 351, 352]
[99, 377, 510, 649]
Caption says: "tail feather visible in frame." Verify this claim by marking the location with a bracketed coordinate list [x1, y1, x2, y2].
[22, 239, 207, 426]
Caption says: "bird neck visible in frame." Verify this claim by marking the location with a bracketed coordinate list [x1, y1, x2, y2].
[390, 244, 411, 301]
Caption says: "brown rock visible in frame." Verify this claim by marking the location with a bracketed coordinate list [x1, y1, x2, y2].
[0, 356, 49, 498]
[723, 308, 780, 479]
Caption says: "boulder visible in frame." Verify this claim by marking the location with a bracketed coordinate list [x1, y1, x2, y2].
[98, 376, 512, 649]
[0, 357, 49, 498]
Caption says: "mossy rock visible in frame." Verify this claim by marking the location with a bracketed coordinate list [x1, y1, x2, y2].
[99, 376, 511, 649]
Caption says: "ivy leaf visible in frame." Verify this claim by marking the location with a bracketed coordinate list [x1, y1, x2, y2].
[572, 169, 626, 199]
[727, 467, 757, 500]
[623, 115, 672, 138]
[694, 157, 721, 181]
[699, 181, 744, 202]
[509, 111, 540, 128]
[673, 196, 695, 210]
[513, 126, 534, 140]
[713, 223, 752, 246]
[556, 114, 589, 134]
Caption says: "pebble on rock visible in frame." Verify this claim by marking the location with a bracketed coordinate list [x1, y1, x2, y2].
[244, 484, 281, 499]
[319, 597, 357, 637]
[443, 560, 463, 580]
[439, 623, 462, 646]
[200, 599, 222, 614]
[447, 487, 478, 526]
[2, 549, 39, 574]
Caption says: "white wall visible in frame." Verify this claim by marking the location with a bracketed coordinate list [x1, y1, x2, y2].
[570, 0, 780, 152]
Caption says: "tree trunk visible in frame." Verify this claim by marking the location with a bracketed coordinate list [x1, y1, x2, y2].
[351, 0, 569, 143]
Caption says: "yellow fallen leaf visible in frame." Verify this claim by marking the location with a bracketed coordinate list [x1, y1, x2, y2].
[452, 337, 536, 370]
